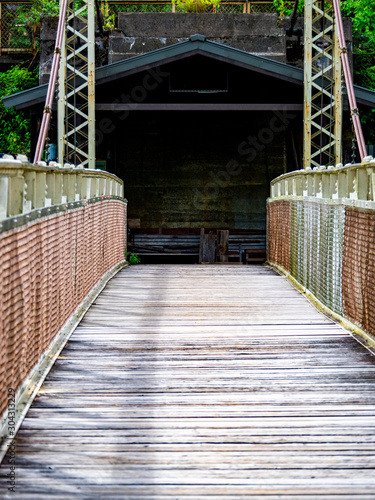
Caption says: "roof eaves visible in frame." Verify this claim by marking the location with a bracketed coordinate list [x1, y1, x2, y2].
[201, 39, 304, 83]
[2, 83, 48, 110]
[3, 35, 375, 110]
[96, 38, 200, 83]
[352, 84, 375, 106]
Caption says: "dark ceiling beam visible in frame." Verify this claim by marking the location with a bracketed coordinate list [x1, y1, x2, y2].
[95, 103, 303, 111]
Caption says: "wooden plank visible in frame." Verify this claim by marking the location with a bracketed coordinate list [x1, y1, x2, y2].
[1, 264, 375, 498]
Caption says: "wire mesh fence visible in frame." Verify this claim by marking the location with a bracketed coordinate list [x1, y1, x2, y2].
[0, 2, 35, 54]
[103, 1, 284, 25]
[290, 200, 345, 316]
[0, 1, 287, 52]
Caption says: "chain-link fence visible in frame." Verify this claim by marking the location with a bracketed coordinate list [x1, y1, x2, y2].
[0, 2, 34, 54]
[0, 1, 288, 53]
[103, 1, 286, 25]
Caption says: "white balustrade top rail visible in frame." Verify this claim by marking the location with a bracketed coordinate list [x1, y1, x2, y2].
[270, 161, 375, 209]
[0, 160, 125, 222]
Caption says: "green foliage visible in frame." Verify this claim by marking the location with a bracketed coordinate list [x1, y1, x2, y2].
[101, 0, 116, 29]
[15, 0, 59, 30]
[0, 66, 38, 155]
[173, 0, 221, 13]
[273, 0, 304, 17]
[125, 252, 141, 265]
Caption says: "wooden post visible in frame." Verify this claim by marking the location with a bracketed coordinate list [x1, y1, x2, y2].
[217, 230, 229, 262]
[200, 229, 216, 263]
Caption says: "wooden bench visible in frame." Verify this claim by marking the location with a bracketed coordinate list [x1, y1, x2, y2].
[129, 229, 266, 263]
[129, 233, 200, 256]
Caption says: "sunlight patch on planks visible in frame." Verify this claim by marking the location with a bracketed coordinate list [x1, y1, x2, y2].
[1, 264, 375, 499]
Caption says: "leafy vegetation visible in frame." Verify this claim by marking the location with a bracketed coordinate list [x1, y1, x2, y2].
[273, 0, 304, 17]
[17, 0, 60, 26]
[0, 66, 38, 155]
[125, 252, 141, 265]
[173, 0, 220, 12]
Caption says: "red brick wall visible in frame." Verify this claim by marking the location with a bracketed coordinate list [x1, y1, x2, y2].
[0, 200, 126, 415]
[342, 207, 375, 337]
[267, 200, 291, 272]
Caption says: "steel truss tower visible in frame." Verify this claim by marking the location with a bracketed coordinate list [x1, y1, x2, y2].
[58, 0, 96, 169]
[304, 0, 342, 168]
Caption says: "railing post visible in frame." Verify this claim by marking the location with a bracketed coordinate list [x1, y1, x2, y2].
[330, 172, 339, 199]
[35, 172, 47, 209]
[45, 173, 55, 207]
[357, 167, 368, 201]
[65, 171, 76, 202]
[347, 169, 357, 200]
[23, 170, 36, 213]
[8, 172, 24, 217]
[0, 176, 8, 219]
[338, 170, 348, 199]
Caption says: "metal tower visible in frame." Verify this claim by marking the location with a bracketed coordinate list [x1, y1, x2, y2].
[58, 0, 96, 168]
[304, 0, 342, 168]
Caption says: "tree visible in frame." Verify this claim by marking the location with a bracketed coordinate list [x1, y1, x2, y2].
[0, 66, 38, 155]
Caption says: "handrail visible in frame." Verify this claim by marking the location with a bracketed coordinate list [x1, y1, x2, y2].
[270, 162, 375, 206]
[0, 160, 124, 222]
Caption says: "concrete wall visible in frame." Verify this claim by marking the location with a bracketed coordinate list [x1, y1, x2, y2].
[109, 13, 286, 63]
[40, 13, 288, 83]
[106, 110, 290, 230]
[39, 13, 353, 82]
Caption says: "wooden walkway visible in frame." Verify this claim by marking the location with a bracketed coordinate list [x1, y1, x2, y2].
[1, 264, 375, 498]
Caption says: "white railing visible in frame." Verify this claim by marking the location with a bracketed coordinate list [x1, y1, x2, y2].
[268, 160, 375, 346]
[270, 161, 375, 208]
[0, 160, 124, 221]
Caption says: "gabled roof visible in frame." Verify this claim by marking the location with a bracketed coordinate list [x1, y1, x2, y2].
[3, 34, 375, 109]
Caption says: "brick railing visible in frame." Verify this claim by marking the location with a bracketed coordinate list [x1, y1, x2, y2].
[267, 161, 375, 345]
[0, 162, 127, 451]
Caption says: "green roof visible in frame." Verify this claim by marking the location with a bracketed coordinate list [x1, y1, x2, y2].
[3, 34, 375, 109]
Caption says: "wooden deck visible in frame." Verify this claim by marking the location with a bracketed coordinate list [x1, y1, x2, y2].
[1, 264, 375, 498]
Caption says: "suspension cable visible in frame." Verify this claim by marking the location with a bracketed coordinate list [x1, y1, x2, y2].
[33, 0, 68, 164]
[332, 0, 367, 161]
